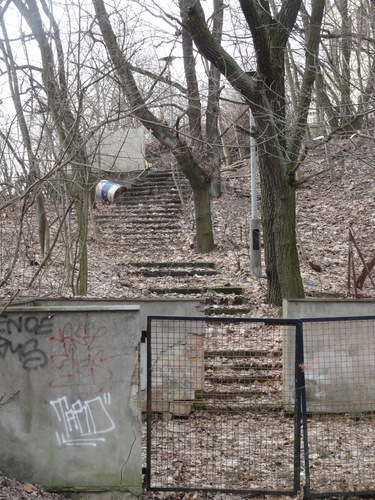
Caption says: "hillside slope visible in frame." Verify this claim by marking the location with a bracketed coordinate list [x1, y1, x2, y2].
[1, 134, 375, 314]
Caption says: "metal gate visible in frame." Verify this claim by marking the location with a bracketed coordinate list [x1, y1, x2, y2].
[143, 316, 303, 496]
[300, 316, 375, 498]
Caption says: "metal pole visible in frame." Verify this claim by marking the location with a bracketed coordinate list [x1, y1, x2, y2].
[250, 108, 261, 277]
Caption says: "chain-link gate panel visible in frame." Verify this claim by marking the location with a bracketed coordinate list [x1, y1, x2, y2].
[144, 316, 302, 495]
[300, 316, 375, 498]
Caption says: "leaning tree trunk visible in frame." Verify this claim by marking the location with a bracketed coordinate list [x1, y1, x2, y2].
[73, 184, 89, 296]
[205, 0, 224, 198]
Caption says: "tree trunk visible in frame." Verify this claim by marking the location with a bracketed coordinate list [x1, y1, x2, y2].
[0, 20, 50, 258]
[180, 23, 202, 145]
[13, 0, 90, 295]
[205, 0, 224, 198]
[257, 139, 304, 304]
[74, 186, 89, 296]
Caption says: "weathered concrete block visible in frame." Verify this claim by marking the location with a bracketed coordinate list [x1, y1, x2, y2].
[0, 304, 142, 497]
[147, 325, 205, 416]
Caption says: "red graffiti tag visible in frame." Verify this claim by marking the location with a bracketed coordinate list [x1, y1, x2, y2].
[48, 315, 125, 389]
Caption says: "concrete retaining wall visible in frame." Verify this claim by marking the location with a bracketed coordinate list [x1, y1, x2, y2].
[0, 304, 141, 496]
[0, 298, 202, 497]
[283, 299, 375, 413]
[91, 127, 145, 172]
[24, 298, 204, 397]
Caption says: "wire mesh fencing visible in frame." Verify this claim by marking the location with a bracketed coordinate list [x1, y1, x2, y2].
[145, 316, 302, 496]
[301, 316, 375, 498]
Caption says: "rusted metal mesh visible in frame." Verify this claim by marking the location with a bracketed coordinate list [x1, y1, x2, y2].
[146, 317, 297, 494]
[302, 317, 375, 497]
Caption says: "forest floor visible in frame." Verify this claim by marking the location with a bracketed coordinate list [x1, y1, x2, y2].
[1, 131, 375, 499]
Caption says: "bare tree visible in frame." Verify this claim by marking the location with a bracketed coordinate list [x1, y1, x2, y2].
[0, 19, 49, 258]
[319, 0, 375, 132]
[10, 0, 92, 295]
[178, 0, 326, 304]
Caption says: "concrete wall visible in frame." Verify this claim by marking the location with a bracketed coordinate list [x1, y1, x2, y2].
[147, 317, 205, 416]
[0, 298, 203, 496]
[283, 298, 375, 319]
[0, 304, 141, 496]
[283, 299, 375, 413]
[21, 298, 204, 398]
[91, 128, 145, 172]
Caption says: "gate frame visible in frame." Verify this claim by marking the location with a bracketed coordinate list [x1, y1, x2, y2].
[300, 315, 375, 499]
[143, 315, 304, 496]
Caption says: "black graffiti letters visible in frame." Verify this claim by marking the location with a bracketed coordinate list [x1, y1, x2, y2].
[0, 337, 48, 370]
[0, 315, 54, 336]
[0, 314, 52, 370]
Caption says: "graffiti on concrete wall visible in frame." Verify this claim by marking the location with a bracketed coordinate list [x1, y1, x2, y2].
[48, 314, 125, 389]
[50, 392, 115, 447]
[0, 315, 53, 371]
[0, 312, 127, 449]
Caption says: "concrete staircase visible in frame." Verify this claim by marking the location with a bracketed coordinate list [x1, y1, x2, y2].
[196, 347, 283, 412]
[129, 261, 251, 316]
[95, 169, 251, 315]
[94, 169, 191, 248]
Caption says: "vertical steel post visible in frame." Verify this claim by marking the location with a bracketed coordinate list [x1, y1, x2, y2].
[145, 317, 152, 489]
[295, 320, 310, 497]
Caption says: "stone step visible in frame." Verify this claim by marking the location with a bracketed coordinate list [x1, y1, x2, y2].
[148, 285, 242, 294]
[128, 261, 218, 277]
[131, 261, 215, 269]
[119, 217, 179, 224]
[205, 296, 247, 305]
[204, 305, 251, 316]
[119, 198, 182, 206]
[95, 214, 178, 223]
[205, 361, 283, 371]
[100, 222, 181, 231]
[135, 269, 218, 277]
[111, 206, 179, 213]
[204, 349, 282, 358]
[124, 188, 181, 197]
[104, 231, 180, 240]
[106, 239, 178, 248]
[195, 389, 280, 399]
[120, 191, 183, 200]
[138, 171, 176, 178]
[191, 401, 282, 412]
[126, 214, 178, 220]
[125, 181, 179, 189]
[205, 373, 281, 384]
[109, 229, 180, 238]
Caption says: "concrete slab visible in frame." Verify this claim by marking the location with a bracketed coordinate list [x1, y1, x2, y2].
[0, 305, 142, 496]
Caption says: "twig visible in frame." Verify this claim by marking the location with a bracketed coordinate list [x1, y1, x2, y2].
[0, 389, 20, 407]
[0, 289, 21, 315]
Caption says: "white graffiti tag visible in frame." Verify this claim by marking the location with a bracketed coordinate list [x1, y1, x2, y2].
[50, 393, 115, 447]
